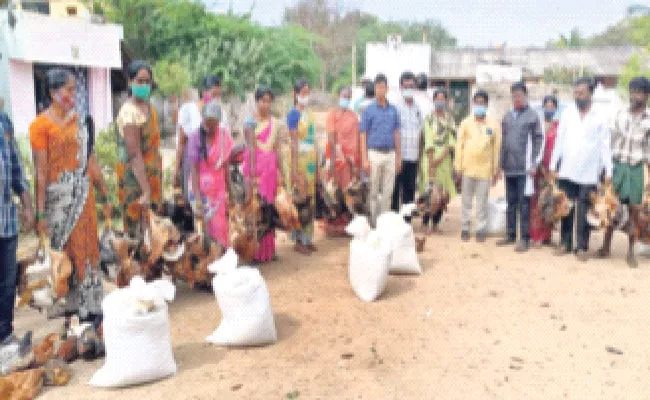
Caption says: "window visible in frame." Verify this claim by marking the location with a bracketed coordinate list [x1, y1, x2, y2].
[21, 0, 50, 14]
[66, 6, 77, 16]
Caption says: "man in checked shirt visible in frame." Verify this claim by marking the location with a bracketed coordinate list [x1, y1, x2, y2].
[391, 71, 423, 219]
[0, 97, 35, 350]
[597, 77, 650, 267]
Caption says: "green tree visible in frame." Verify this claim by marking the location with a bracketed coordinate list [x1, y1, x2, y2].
[619, 52, 650, 92]
[153, 60, 191, 97]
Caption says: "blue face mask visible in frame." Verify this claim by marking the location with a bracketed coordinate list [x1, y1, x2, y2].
[434, 101, 446, 111]
[473, 105, 487, 117]
[544, 110, 556, 121]
[339, 98, 351, 109]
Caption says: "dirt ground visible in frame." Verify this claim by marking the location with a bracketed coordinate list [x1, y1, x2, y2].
[15, 181, 650, 400]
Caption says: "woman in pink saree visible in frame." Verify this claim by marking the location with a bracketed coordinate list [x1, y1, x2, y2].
[242, 86, 282, 262]
[188, 101, 241, 246]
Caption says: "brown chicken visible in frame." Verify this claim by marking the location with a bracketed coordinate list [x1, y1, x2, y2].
[42, 359, 72, 386]
[415, 236, 427, 253]
[0, 369, 45, 400]
[49, 250, 73, 300]
[275, 187, 301, 231]
[31, 334, 59, 368]
[587, 185, 622, 230]
[228, 196, 260, 264]
[537, 180, 573, 225]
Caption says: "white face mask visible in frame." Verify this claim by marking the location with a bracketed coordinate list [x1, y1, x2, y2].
[402, 89, 414, 99]
[297, 95, 310, 106]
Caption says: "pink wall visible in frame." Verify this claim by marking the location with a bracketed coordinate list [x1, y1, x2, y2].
[88, 67, 113, 132]
[8, 60, 36, 136]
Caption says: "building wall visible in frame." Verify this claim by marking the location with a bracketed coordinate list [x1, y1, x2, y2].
[48, 1, 90, 18]
[8, 60, 36, 136]
[365, 42, 431, 89]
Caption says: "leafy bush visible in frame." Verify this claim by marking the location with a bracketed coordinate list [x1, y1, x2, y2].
[94, 125, 120, 218]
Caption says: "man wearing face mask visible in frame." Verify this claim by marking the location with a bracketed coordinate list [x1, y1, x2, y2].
[596, 76, 650, 268]
[454, 90, 502, 242]
[497, 82, 544, 252]
[392, 71, 423, 216]
[360, 74, 401, 226]
[550, 77, 613, 261]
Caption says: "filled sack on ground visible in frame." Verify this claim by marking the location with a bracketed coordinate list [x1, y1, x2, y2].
[376, 207, 422, 275]
[207, 253, 276, 346]
[487, 197, 508, 234]
[90, 277, 176, 388]
[347, 215, 391, 302]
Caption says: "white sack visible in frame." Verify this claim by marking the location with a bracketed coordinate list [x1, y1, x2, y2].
[90, 279, 177, 388]
[207, 267, 277, 346]
[349, 230, 391, 302]
[487, 197, 508, 234]
[376, 212, 422, 275]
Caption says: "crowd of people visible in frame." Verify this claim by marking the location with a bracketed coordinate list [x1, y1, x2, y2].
[0, 59, 648, 358]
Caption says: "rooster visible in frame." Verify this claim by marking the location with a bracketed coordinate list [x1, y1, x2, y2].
[536, 170, 573, 225]
[275, 187, 301, 231]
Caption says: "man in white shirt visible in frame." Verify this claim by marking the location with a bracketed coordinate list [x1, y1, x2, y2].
[174, 87, 201, 200]
[550, 77, 613, 261]
[392, 71, 424, 216]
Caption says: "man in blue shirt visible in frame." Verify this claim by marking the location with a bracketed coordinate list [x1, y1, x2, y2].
[360, 74, 402, 224]
[0, 97, 34, 350]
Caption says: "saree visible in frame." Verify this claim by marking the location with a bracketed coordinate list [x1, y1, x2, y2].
[242, 117, 278, 262]
[29, 113, 102, 319]
[324, 108, 359, 234]
[116, 101, 163, 238]
[187, 126, 234, 247]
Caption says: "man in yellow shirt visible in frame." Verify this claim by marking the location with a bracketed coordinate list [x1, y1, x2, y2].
[454, 90, 502, 242]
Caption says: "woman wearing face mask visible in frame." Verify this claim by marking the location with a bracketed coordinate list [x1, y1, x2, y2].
[419, 89, 457, 234]
[529, 95, 559, 247]
[115, 60, 162, 237]
[29, 68, 111, 322]
[323, 86, 360, 236]
[286, 79, 318, 255]
[188, 101, 241, 246]
[242, 86, 282, 263]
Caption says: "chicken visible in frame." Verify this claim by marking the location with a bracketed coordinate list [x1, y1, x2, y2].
[537, 179, 573, 225]
[0, 332, 33, 376]
[32, 334, 59, 368]
[55, 336, 78, 363]
[275, 187, 301, 231]
[416, 182, 450, 218]
[343, 177, 368, 216]
[0, 369, 45, 400]
[43, 359, 72, 386]
[228, 198, 260, 264]
[49, 250, 73, 300]
[144, 209, 180, 264]
[587, 185, 622, 230]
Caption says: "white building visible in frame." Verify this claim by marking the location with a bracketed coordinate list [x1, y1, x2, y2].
[0, 0, 123, 135]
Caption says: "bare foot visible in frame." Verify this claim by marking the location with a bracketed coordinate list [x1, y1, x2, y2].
[596, 248, 610, 259]
[307, 244, 318, 252]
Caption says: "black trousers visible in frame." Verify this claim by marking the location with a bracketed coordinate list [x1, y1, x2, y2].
[391, 161, 419, 214]
[0, 236, 18, 342]
[505, 175, 531, 241]
[558, 179, 595, 251]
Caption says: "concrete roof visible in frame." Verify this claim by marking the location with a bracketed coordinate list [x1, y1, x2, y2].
[430, 46, 644, 79]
